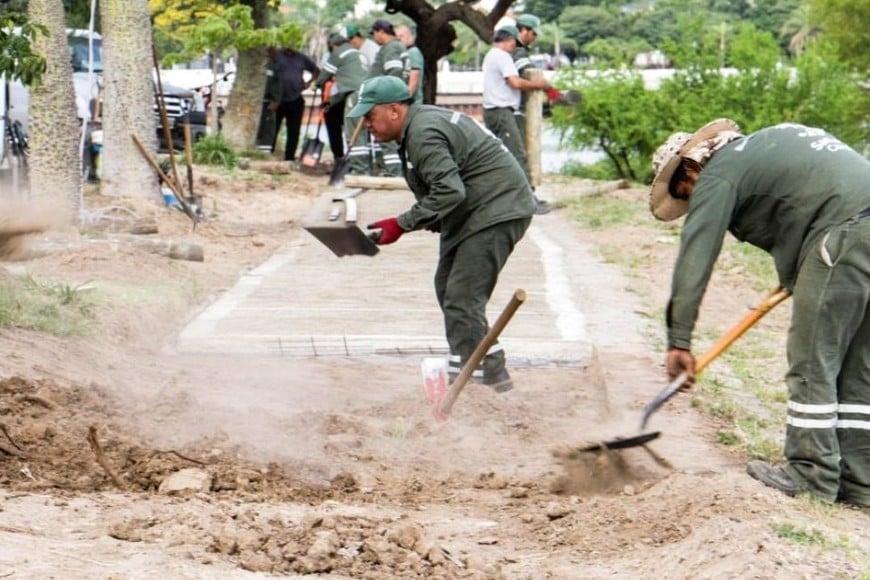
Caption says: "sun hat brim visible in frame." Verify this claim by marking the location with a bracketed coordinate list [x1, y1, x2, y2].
[649, 118, 740, 221]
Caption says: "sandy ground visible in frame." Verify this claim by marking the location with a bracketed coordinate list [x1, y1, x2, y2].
[0, 161, 868, 579]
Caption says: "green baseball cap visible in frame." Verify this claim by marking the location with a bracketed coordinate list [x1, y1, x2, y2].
[497, 24, 520, 40]
[516, 14, 542, 36]
[348, 76, 411, 117]
[339, 25, 361, 39]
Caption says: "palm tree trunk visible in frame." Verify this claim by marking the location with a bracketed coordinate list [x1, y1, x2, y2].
[27, 0, 82, 218]
[99, 0, 158, 198]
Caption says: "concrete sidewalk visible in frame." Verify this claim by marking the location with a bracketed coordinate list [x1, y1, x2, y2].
[174, 185, 647, 367]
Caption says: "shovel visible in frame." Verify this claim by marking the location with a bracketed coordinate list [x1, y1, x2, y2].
[328, 118, 366, 186]
[422, 289, 526, 422]
[639, 285, 791, 431]
[579, 285, 791, 453]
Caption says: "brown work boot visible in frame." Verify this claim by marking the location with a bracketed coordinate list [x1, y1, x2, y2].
[746, 461, 807, 497]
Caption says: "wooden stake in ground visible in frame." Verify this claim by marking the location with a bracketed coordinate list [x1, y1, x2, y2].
[131, 133, 198, 225]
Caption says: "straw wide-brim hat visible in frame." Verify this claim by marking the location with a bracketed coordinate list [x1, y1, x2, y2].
[649, 118, 741, 221]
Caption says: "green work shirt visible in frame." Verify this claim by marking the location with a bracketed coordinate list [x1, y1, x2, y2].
[369, 38, 408, 79]
[396, 104, 535, 254]
[315, 43, 368, 97]
[406, 45, 424, 103]
[668, 123, 870, 349]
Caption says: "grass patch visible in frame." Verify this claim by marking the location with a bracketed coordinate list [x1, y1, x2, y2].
[0, 276, 98, 337]
[561, 195, 648, 229]
[193, 134, 237, 169]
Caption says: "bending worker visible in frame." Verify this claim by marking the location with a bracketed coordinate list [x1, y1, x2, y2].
[650, 119, 870, 507]
[349, 76, 535, 392]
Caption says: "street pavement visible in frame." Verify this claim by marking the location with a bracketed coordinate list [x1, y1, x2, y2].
[174, 183, 650, 369]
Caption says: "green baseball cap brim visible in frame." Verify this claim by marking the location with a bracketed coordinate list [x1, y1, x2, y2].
[516, 15, 542, 36]
[348, 76, 411, 117]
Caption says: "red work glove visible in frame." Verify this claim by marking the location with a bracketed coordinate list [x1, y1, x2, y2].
[545, 87, 564, 102]
[367, 217, 404, 245]
[666, 347, 696, 389]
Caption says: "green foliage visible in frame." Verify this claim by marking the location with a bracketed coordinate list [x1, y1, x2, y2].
[192, 134, 237, 168]
[0, 276, 97, 337]
[0, 17, 49, 88]
[808, 0, 870, 72]
[554, 13, 868, 180]
[558, 5, 620, 54]
[551, 69, 670, 181]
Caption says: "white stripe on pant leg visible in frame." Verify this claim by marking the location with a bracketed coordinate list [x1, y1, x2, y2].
[839, 404, 870, 415]
[836, 419, 870, 430]
[787, 416, 838, 429]
[787, 401, 839, 414]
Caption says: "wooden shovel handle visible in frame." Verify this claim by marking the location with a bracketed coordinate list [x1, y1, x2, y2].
[694, 286, 792, 373]
[347, 118, 366, 148]
[438, 289, 526, 418]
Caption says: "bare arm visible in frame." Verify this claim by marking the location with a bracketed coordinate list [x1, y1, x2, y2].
[505, 75, 549, 92]
[407, 69, 421, 96]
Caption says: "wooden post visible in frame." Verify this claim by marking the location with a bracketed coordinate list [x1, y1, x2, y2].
[523, 69, 544, 187]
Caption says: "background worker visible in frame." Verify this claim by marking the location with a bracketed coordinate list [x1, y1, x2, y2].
[366, 19, 409, 177]
[513, 14, 551, 214]
[268, 44, 320, 165]
[650, 119, 870, 508]
[482, 24, 551, 214]
[396, 25, 424, 103]
[349, 76, 535, 391]
[316, 29, 370, 173]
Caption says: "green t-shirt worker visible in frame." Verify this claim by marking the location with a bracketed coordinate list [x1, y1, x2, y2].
[366, 19, 408, 177]
[650, 119, 870, 507]
[349, 76, 535, 391]
[314, 28, 370, 174]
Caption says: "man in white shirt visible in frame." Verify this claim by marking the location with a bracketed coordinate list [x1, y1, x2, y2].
[482, 25, 551, 214]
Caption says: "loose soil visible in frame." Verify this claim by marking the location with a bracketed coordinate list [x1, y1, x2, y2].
[0, 161, 867, 579]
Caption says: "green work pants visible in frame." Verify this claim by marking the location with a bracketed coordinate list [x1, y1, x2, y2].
[373, 139, 401, 177]
[343, 91, 371, 175]
[435, 218, 531, 377]
[483, 108, 531, 185]
[784, 215, 870, 505]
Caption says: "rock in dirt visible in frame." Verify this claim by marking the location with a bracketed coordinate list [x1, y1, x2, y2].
[158, 467, 212, 494]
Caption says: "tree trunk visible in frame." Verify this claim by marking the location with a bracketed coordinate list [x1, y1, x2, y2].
[99, 0, 158, 198]
[389, 0, 515, 103]
[222, 0, 271, 150]
[27, 0, 82, 219]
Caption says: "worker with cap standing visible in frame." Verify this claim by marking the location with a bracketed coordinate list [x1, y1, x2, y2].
[396, 25, 424, 104]
[482, 24, 551, 213]
[349, 76, 535, 392]
[650, 119, 870, 507]
[512, 13, 551, 214]
[316, 28, 370, 174]
[366, 19, 409, 177]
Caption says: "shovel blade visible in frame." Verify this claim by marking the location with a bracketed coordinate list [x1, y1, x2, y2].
[578, 431, 660, 452]
[421, 357, 449, 422]
[301, 138, 323, 168]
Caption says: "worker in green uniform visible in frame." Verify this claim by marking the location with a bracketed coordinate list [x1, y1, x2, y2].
[366, 19, 408, 177]
[315, 28, 370, 175]
[349, 76, 535, 392]
[651, 119, 870, 507]
[512, 14, 551, 214]
[396, 25, 424, 104]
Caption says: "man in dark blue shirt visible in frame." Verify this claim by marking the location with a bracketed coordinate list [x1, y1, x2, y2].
[268, 46, 319, 163]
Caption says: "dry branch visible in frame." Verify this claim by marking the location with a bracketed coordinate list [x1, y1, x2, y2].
[86, 425, 126, 490]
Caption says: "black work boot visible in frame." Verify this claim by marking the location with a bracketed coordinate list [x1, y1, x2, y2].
[533, 196, 551, 215]
[482, 367, 513, 393]
[746, 461, 807, 497]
